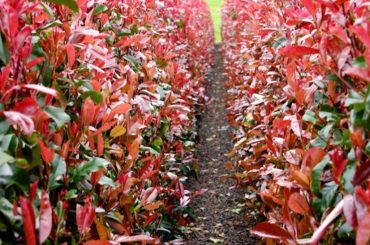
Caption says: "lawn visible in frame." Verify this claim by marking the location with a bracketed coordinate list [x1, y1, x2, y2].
[206, 0, 223, 43]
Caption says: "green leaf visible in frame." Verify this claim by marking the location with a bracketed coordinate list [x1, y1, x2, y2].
[0, 119, 10, 134]
[81, 91, 103, 104]
[366, 141, 370, 155]
[44, 106, 71, 128]
[10, 168, 30, 191]
[64, 189, 78, 200]
[117, 29, 133, 37]
[49, 154, 66, 190]
[345, 90, 363, 107]
[93, 4, 108, 16]
[123, 55, 140, 71]
[342, 162, 356, 193]
[312, 155, 329, 196]
[1, 134, 18, 154]
[160, 119, 169, 136]
[319, 105, 339, 122]
[0, 163, 13, 184]
[43, 0, 78, 12]
[303, 110, 317, 124]
[40, 2, 55, 18]
[0, 34, 10, 65]
[272, 37, 287, 50]
[150, 137, 163, 153]
[326, 74, 342, 86]
[311, 198, 325, 219]
[311, 123, 334, 147]
[73, 79, 93, 90]
[131, 24, 138, 34]
[0, 150, 14, 165]
[38, 20, 63, 31]
[71, 158, 108, 182]
[322, 181, 339, 207]
[338, 222, 355, 238]
[98, 176, 115, 187]
[0, 198, 18, 223]
[353, 56, 367, 68]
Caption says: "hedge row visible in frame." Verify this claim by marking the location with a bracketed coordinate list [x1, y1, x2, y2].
[222, 0, 370, 244]
[0, 0, 213, 244]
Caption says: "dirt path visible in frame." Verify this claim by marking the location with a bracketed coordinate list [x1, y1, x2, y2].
[186, 47, 258, 244]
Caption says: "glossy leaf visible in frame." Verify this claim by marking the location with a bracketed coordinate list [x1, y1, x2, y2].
[279, 46, 319, 58]
[114, 235, 157, 243]
[44, 106, 70, 128]
[39, 192, 52, 244]
[44, 0, 78, 12]
[110, 125, 126, 138]
[356, 212, 370, 245]
[251, 222, 292, 241]
[76, 197, 95, 235]
[20, 197, 36, 245]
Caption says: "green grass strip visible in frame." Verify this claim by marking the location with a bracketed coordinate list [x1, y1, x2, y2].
[206, 0, 223, 43]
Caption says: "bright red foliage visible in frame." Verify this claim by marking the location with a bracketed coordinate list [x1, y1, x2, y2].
[222, 0, 370, 244]
[0, 0, 213, 243]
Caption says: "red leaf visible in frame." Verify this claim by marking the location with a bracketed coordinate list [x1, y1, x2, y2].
[141, 187, 158, 206]
[26, 57, 45, 69]
[76, 197, 95, 235]
[4, 111, 35, 136]
[251, 222, 293, 241]
[37, 139, 55, 165]
[22, 84, 57, 97]
[356, 212, 370, 245]
[350, 129, 365, 149]
[352, 25, 370, 50]
[6, 7, 19, 38]
[302, 147, 326, 168]
[344, 67, 370, 83]
[16, 26, 33, 59]
[97, 132, 103, 156]
[353, 159, 370, 186]
[90, 168, 104, 186]
[13, 199, 18, 216]
[288, 192, 310, 214]
[29, 181, 38, 202]
[127, 135, 142, 162]
[114, 235, 157, 244]
[300, 0, 317, 17]
[285, 115, 303, 138]
[0, 66, 10, 91]
[20, 196, 36, 245]
[106, 103, 131, 122]
[81, 98, 96, 126]
[14, 97, 40, 116]
[330, 148, 348, 184]
[279, 46, 319, 58]
[66, 44, 76, 67]
[39, 192, 52, 244]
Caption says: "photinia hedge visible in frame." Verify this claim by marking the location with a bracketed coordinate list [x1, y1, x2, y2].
[0, 0, 214, 244]
[222, 0, 370, 244]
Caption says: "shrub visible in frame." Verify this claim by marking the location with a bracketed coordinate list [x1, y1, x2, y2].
[0, 0, 213, 244]
[222, 0, 370, 244]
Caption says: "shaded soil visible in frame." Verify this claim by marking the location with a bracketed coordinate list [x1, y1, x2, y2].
[186, 46, 258, 244]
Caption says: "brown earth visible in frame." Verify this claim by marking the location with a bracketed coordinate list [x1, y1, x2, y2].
[186, 46, 259, 244]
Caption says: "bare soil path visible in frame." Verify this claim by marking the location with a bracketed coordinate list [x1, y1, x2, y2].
[186, 46, 258, 244]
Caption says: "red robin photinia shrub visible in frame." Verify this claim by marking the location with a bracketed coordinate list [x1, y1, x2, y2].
[222, 0, 370, 244]
[0, 0, 214, 244]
